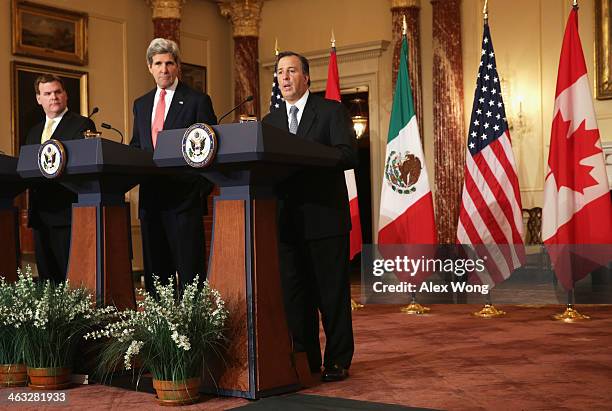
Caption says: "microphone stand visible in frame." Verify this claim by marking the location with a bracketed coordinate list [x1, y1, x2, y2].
[101, 123, 124, 144]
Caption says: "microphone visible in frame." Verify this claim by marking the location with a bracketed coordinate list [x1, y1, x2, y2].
[218, 95, 254, 123]
[88, 107, 99, 119]
[82, 107, 100, 138]
[101, 122, 124, 144]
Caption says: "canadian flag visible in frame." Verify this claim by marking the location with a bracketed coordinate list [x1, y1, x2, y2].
[542, 6, 612, 290]
[325, 43, 363, 260]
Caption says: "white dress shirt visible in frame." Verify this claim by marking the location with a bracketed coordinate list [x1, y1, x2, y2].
[151, 78, 178, 126]
[285, 89, 310, 130]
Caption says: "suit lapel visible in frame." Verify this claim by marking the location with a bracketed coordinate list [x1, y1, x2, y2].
[141, 89, 156, 149]
[28, 122, 44, 145]
[296, 94, 316, 138]
[51, 111, 77, 141]
[164, 81, 187, 130]
[271, 102, 290, 132]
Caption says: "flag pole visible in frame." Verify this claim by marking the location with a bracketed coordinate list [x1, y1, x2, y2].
[397, 13, 431, 315]
[483, 0, 488, 22]
[465, 2, 508, 319]
[328, 28, 363, 312]
[549, 2, 590, 324]
[472, 291, 506, 318]
[553, 288, 590, 322]
[401, 291, 431, 314]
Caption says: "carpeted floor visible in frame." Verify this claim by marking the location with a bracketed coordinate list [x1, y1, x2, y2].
[1, 304, 611, 410]
[232, 393, 437, 410]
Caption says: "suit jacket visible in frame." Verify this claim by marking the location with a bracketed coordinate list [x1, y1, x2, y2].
[262, 93, 358, 240]
[130, 81, 217, 218]
[24, 110, 95, 228]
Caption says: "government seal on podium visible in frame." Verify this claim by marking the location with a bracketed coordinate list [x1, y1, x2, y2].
[181, 123, 217, 168]
[38, 139, 67, 179]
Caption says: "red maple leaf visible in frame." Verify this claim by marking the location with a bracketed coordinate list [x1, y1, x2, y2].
[548, 113, 602, 194]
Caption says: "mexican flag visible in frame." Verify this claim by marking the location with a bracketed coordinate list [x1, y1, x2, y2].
[378, 34, 436, 245]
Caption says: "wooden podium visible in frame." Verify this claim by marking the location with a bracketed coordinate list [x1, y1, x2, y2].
[0, 154, 25, 282]
[154, 122, 342, 399]
[18, 138, 160, 309]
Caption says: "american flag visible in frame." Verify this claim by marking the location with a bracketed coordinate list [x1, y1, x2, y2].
[269, 63, 283, 112]
[456, 22, 525, 287]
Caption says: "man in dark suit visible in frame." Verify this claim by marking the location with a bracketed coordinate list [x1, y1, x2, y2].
[130, 38, 217, 294]
[262, 51, 358, 382]
[25, 74, 95, 283]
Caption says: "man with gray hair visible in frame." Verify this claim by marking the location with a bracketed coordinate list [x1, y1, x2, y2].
[130, 38, 217, 294]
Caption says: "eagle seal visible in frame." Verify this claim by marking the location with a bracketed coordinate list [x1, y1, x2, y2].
[37, 139, 66, 179]
[181, 123, 217, 168]
[384, 150, 422, 194]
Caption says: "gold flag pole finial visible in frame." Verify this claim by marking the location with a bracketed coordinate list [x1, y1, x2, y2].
[483, 0, 488, 21]
[572, 0, 578, 9]
[274, 38, 279, 56]
[402, 15, 407, 36]
[331, 29, 336, 48]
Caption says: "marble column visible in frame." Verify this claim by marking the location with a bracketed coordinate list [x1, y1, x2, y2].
[219, 0, 263, 120]
[431, 0, 466, 244]
[391, 0, 423, 135]
[146, 0, 186, 44]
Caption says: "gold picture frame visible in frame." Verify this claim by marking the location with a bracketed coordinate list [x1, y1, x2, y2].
[12, 0, 88, 66]
[595, 0, 611, 100]
[11, 61, 89, 154]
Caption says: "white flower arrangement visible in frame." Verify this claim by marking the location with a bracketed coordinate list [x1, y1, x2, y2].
[4, 267, 112, 369]
[0, 273, 28, 365]
[86, 275, 227, 383]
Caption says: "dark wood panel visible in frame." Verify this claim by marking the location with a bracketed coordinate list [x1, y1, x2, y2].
[17, 192, 33, 254]
[0, 208, 19, 281]
[103, 205, 135, 310]
[252, 199, 298, 391]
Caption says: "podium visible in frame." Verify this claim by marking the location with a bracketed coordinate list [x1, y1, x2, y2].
[154, 122, 342, 399]
[0, 154, 26, 281]
[18, 138, 160, 309]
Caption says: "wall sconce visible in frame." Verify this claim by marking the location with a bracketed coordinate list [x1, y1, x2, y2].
[501, 76, 531, 139]
[350, 97, 368, 139]
[508, 95, 528, 136]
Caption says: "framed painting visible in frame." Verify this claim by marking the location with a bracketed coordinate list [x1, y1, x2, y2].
[181, 62, 207, 93]
[11, 61, 89, 153]
[595, 0, 611, 100]
[12, 0, 88, 65]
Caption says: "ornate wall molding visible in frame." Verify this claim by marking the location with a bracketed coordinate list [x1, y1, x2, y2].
[145, 0, 186, 19]
[217, 0, 263, 119]
[218, 0, 264, 37]
[391, 0, 420, 8]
